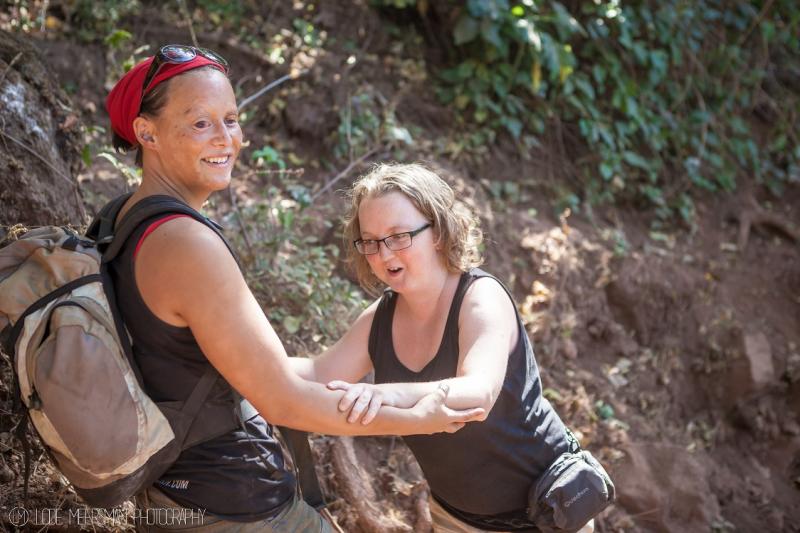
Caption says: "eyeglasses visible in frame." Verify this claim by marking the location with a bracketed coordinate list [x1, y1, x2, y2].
[141, 44, 229, 98]
[354, 223, 431, 255]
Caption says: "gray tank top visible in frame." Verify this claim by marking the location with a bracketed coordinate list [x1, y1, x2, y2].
[109, 212, 296, 521]
[369, 268, 569, 530]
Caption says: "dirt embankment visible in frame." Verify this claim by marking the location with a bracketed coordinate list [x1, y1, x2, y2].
[0, 30, 85, 226]
[1, 3, 800, 531]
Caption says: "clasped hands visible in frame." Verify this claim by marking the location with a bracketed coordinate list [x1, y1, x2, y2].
[327, 380, 484, 434]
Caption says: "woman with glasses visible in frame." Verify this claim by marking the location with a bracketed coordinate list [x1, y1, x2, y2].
[104, 46, 483, 532]
[292, 163, 594, 532]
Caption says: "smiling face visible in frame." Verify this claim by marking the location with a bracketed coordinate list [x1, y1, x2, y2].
[358, 191, 445, 294]
[137, 68, 242, 197]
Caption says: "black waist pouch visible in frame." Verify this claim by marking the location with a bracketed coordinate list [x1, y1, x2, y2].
[527, 433, 615, 532]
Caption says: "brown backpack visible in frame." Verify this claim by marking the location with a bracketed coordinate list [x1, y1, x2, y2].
[0, 194, 251, 507]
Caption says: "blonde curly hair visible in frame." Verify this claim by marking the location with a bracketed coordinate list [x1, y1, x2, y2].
[343, 163, 483, 295]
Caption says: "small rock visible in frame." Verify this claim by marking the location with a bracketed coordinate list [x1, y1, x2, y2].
[782, 419, 800, 436]
[615, 443, 721, 531]
[561, 338, 578, 359]
[784, 353, 800, 384]
[766, 509, 784, 530]
[743, 331, 774, 390]
[0, 464, 14, 483]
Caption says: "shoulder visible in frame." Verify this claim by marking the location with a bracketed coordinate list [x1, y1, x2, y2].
[463, 270, 512, 307]
[139, 215, 232, 264]
[132, 215, 241, 325]
[350, 297, 382, 332]
[460, 270, 516, 326]
[458, 270, 519, 351]
[135, 215, 240, 292]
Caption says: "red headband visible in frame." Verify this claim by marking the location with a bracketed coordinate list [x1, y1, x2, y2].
[106, 55, 226, 147]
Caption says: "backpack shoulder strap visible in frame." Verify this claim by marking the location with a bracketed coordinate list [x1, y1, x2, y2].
[86, 192, 134, 243]
[99, 195, 240, 268]
[278, 426, 327, 510]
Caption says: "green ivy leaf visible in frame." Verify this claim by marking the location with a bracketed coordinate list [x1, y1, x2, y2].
[622, 150, 651, 170]
[540, 32, 561, 81]
[283, 315, 301, 335]
[81, 145, 92, 167]
[501, 116, 523, 139]
[481, 19, 508, 56]
[453, 15, 480, 45]
[599, 161, 614, 180]
[574, 76, 595, 99]
[104, 29, 132, 48]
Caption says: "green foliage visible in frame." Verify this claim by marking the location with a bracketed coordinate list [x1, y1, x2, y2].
[194, 0, 247, 27]
[373, 0, 418, 8]
[422, 0, 800, 220]
[595, 400, 615, 421]
[103, 28, 131, 48]
[66, 0, 140, 42]
[292, 18, 324, 48]
[226, 177, 367, 352]
[2, 0, 139, 40]
[334, 91, 415, 160]
[98, 151, 141, 188]
[251, 145, 287, 170]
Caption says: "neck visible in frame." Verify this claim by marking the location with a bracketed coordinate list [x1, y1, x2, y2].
[396, 269, 459, 322]
[137, 166, 207, 211]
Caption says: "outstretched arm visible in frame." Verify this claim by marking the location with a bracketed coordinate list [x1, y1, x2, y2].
[287, 298, 378, 385]
[329, 276, 518, 422]
[135, 217, 483, 436]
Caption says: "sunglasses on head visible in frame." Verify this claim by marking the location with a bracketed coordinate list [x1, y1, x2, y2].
[141, 44, 229, 98]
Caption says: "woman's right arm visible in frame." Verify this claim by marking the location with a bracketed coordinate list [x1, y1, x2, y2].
[134, 218, 482, 436]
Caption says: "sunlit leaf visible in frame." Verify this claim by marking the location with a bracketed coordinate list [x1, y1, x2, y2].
[531, 59, 542, 92]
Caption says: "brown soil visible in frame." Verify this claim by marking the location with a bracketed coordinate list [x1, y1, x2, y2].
[1, 3, 799, 532]
[0, 30, 85, 226]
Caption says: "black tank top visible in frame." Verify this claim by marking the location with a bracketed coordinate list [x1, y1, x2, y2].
[369, 268, 569, 530]
[109, 213, 296, 521]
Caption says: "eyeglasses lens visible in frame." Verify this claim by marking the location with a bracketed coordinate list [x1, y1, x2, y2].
[161, 45, 197, 62]
[197, 48, 228, 67]
[387, 235, 410, 250]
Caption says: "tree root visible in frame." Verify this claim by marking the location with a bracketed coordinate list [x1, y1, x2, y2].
[329, 437, 412, 533]
[732, 196, 799, 251]
[410, 479, 433, 532]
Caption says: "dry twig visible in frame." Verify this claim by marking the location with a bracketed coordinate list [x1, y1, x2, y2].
[176, 0, 199, 48]
[0, 52, 23, 89]
[310, 148, 381, 203]
[737, 0, 775, 47]
[227, 185, 255, 262]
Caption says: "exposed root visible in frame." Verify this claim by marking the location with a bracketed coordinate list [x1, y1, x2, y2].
[329, 436, 412, 533]
[411, 481, 432, 532]
[732, 196, 799, 250]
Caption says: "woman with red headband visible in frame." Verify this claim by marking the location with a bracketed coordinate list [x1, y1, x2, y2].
[105, 45, 484, 531]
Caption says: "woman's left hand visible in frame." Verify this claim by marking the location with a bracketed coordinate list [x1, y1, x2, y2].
[327, 381, 391, 424]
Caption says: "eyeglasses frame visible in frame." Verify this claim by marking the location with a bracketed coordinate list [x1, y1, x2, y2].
[353, 223, 432, 255]
[140, 45, 229, 104]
